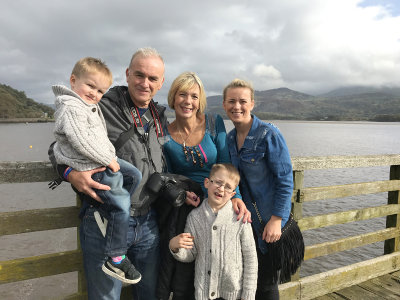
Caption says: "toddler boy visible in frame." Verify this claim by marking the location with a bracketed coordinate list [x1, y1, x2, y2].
[53, 57, 142, 284]
[170, 163, 258, 300]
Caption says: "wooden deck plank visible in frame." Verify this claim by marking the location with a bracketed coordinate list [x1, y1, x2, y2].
[317, 271, 400, 300]
[357, 274, 400, 298]
[391, 270, 400, 277]
[313, 294, 345, 299]
[279, 253, 400, 299]
[334, 285, 382, 300]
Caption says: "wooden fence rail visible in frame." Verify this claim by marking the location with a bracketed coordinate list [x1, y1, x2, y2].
[1, 154, 400, 299]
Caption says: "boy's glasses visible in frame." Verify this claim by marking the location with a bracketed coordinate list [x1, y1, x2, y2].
[209, 179, 234, 193]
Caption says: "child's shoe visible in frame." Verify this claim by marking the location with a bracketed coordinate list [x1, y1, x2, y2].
[102, 257, 142, 284]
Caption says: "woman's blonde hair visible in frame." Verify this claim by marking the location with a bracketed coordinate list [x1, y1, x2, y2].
[223, 78, 254, 102]
[167, 71, 207, 113]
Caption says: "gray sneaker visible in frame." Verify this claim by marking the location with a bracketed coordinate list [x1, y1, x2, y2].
[102, 257, 142, 284]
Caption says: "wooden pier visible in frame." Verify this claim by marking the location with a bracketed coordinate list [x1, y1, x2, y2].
[315, 270, 400, 299]
[1, 154, 400, 299]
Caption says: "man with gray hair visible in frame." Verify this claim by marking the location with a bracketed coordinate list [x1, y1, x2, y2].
[52, 47, 167, 300]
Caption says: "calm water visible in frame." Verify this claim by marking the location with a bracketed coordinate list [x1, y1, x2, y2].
[1, 120, 400, 299]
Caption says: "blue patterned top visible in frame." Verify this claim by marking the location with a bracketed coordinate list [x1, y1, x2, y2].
[164, 113, 241, 198]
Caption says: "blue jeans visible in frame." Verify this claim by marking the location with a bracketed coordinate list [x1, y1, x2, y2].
[92, 158, 142, 257]
[80, 207, 160, 300]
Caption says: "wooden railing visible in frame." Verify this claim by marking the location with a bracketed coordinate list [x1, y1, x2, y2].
[0, 161, 85, 300]
[281, 154, 400, 299]
[1, 155, 400, 300]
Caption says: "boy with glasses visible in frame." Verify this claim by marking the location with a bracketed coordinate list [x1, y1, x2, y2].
[169, 163, 257, 300]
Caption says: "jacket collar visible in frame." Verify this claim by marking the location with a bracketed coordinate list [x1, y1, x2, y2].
[236, 114, 261, 151]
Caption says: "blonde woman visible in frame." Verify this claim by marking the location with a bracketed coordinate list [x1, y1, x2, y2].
[158, 71, 250, 300]
[223, 79, 304, 300]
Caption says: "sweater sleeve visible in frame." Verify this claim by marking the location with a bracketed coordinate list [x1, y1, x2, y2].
[170, 214, 198, 263]
[61, 106, 115, 167]
[240, 223, 258, 300]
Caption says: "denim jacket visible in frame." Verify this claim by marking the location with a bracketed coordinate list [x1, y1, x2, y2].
[227, 115, 293, 253]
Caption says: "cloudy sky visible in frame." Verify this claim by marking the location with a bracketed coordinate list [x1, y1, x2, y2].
[1, 0, 400, 105]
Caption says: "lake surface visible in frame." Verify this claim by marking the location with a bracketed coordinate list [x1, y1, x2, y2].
[1, 120, 400, 299]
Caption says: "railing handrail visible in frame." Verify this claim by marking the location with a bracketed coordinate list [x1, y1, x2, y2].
[292, 154, 400, 170]
[1, 153, 400, 183]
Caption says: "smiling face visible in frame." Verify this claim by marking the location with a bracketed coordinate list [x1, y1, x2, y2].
[223, 87, 254, 125]
[173, 84, 200, 120]
[70, 72, 111, 105]
[204, 168, 237, 211]
[125, 55, 165, 108]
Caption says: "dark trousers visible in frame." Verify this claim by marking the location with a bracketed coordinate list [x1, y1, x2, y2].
[256, 246, 280, 300]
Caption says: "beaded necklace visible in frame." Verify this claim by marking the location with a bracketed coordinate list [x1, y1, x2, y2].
[178, 126, 204, 168]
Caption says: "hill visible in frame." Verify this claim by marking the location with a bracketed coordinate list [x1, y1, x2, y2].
[319, 86, 400, 98]
[205, 86, 400, 121]
[0, 84, 54, 120]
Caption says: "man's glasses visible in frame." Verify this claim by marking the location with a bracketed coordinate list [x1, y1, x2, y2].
[209, 179, 234, 193]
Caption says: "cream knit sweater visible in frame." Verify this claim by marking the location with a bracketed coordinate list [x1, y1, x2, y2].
[172, 200, 258, 300]
[52, 85, 116, 171]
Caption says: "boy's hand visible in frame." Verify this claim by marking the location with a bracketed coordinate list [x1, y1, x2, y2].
[68, 167, 110, 203]
[263, 215, 282, 243]
[108, 159, 120, 173]
[185, 191, 201, 207]
[169, 233, 194, 253]
[232, 197, 252, 223]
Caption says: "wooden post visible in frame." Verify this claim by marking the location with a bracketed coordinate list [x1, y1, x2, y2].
[76, 195, 87, 298]
[290, 170, 304, 281]
[384, 165, 400, 254]
[292, 170, 304, 220]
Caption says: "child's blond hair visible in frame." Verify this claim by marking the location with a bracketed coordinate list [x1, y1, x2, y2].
[209, 163, 240, 187]
[71, 57, 113, 86]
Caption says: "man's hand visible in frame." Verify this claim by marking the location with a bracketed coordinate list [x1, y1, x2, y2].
[108, 159, 120, 173]
[169, 233, 194, 253]
[263, 215, 282, 243]
[68, 167, 109, 203]
[185, 191, 201, 207]
[231, 197, 252, 223]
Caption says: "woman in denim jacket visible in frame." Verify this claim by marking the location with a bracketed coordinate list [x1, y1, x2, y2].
[222, 79, 294, 300]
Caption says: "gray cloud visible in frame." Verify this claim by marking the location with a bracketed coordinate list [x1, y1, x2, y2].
[1, 0, 400, 105]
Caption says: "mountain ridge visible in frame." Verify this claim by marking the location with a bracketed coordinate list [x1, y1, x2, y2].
[205, 86, 400, 121]
[1, 83, 399, 122]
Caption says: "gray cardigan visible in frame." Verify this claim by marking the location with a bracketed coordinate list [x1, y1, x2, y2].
[171, 200, 258, 300]
[52, 85, 116, 171]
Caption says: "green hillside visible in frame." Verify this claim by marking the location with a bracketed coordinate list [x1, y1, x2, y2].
[0, 84, 54, 120]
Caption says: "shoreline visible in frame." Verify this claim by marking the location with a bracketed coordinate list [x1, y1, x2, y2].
[0, 118, 54, 123]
